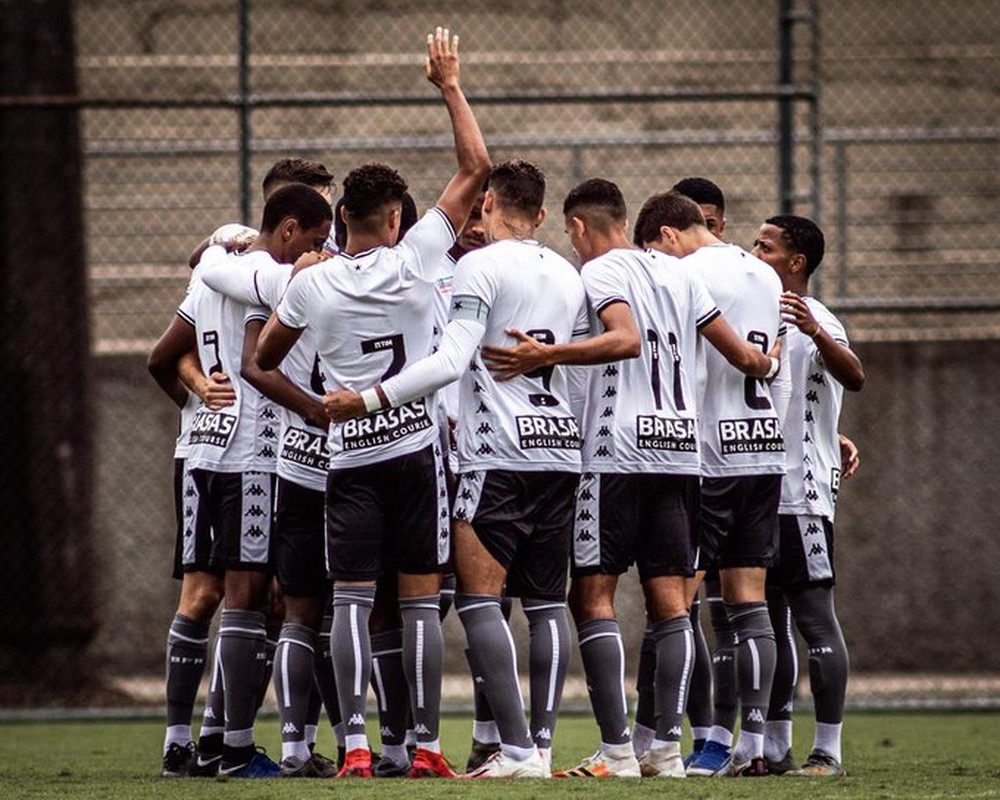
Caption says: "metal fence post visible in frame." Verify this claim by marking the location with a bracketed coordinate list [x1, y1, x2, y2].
[239, 0, 251, 224]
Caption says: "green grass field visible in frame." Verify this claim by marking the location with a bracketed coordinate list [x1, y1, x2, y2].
[1, 712, 998, 799]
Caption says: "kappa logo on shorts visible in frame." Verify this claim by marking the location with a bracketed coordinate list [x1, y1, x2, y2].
[805, 522, 822, 536]
[578, 488, 595, 501]
[184, 485, 197, 498]
[185, 506, 195, 519]
[808, 542, 826, 557]
[245, 483, 267, 496]
[718, 417, 784, 455]
[245, 504, 268, 518]
[246, 524, 266, 539]
[576, 530, 595, 542]
[577, 509, 594, 522]
[636, 416, 697, 452]
[340, 400, 432, 451]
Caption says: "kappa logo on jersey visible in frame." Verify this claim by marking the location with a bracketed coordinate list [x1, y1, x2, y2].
[600, 407, 614, 418]
[602, 386, 617, 398]
[340, 399, 432, 451]
[260, 427, 278, 441]
[718, 417, 784, 454]
[597, 426, 611, 437]
[808, 372, 827, 386]
[515, 415, 581, 450]
[594, 445, 611, 458]
[476, 422, 494, 435]
[475, 402, 489, 414]
[280, 427, 330, 472]
[805, 409, 815, 422]
[261, 407, 278, 420]
[806, 389, 820, 404]
[472, 381, 484, 394]
[476, 443, 495, 455]
[636, 416, 698, 452]
[189, 409, 237, 448]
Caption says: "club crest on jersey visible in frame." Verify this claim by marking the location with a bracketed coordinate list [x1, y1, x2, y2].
[189, 409, 237, 448]
[340, 399, 431, 451]
[636, 416, 697, 451]
[515, 415, 581, 450]
[718, 417, 784, 454]
[280, 426, 330, 471]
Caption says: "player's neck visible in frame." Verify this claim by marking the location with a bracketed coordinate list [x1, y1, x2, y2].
[588, 232, 634, 261]
[343, 232, 389, 256]
[489, 214, 536, 243]
[245, 231, 284, 263]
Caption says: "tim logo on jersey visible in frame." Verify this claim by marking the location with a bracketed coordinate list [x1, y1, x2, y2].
[281, 427, 330, 471]
[189, 409, 237, 448]
[516, 415, 581, 450]
[340, 400, 432, 451]
[636, 416, 697, 452]
[718, 416, 784, 454]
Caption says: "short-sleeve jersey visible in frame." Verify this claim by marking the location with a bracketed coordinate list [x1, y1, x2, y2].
[432, 251, 461, 421]
[684, 243, 786, 477]
[177, 250, 280, 473]
[275, 207, 455, 468]
[779, 297, 848, 520]
[450, 238, 589, 473]
[234, 260, 331, 493]
[579, 248, 720, 474]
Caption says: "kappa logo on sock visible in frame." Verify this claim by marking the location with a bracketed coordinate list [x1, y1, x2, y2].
[204, 708, 217, 720]
[282, 722, 299, 735]
[621, 727, 632, 739]
[380, 727, 394, 738]
[781, 701, 794, 712]
[746, 708, 765, 724]
[809, 645, 835, 655]
[535, 727, 552, 742]
[668, 726, 683, 737]
[414, 723, 432, 735]
[474, 676, 485, 684]
[348, 713, 365, 726]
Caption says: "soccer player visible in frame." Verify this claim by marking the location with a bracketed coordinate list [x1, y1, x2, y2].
[751, 215, 864, 777]
[323, 159, 588, 778]
[175, 184, 333, 778]
[255, 26, 490, 779]
[480, 178, 776, 778]
[673, 176, 726, 239]
[635, 191, 789, 777]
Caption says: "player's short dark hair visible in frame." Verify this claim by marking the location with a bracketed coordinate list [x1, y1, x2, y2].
[672, 177, 725, 212]
[262, 157, 334, 196]
[341, 163, 408, 230]
[335, 186, 416, 248]
[487, 159, 546, 217]
[632, 191, 706, 246]
[765, 214, 825, 275]
[260, 183, 334, 233]
[563, 178, 627, 233]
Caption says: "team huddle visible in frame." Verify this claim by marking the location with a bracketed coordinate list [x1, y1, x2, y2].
[147, 28, 865, 780]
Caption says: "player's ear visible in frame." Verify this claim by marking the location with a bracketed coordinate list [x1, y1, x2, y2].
[280, 216, 297, 242]
[482, 189, 495, 214]
[790, 251, 808, 274]
[534, 206, 547, 228]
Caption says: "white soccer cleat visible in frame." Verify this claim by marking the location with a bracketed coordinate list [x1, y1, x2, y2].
[639, 743, 686, 778]
[462, 748, 551, 778]
[554, 747, 641, 778]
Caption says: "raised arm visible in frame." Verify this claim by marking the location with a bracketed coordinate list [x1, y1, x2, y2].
[782, 291, 865, 391]
[425, 27, 491, 236]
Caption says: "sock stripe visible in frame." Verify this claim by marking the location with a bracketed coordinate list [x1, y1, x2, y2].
[546, 618, 560, 712]
[578, 630, 622, 646]
[350, 604, 363, 697]
[523, 603, 566, 613]
[616, 632, 628, 717]
[372, 657, 387, 712]
[748, 637, 761, 692]
[676, 628, 694, 715]
[415, 619, 425, 710]
[168, 630, 210, 646]
[218, 625, 266, 638]
[277, 637, 315, 654]
[501, 619, 526, 714]
[456, 600, 500, 615]
[784, 605, 799, 692]
[279, 643, 292, 708]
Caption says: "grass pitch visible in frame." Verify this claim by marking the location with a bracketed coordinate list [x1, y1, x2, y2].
[1, 712, 998, 799]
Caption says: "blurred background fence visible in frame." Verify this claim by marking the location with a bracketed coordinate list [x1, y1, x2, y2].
[1, 0, 999, 709]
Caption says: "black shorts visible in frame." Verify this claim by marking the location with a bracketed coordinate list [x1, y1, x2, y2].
[326, 445, 450, 581]
[768, 514, 836, 589]
[697, 474, 781, 570]
[572, 472, 700, 581]
[274, 477, 329, 598]
[192, 469, 275, 572]
[172, 459, 219, 579]
[453, 469, 577, 601]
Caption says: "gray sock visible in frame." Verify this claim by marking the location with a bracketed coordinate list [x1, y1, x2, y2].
[456, 593, 533, 750]
[260, 620, 281, 712]
[166, 613, 210, 730]
[274, 623, 317, 754]
[525, 599, 570, 751]
[726, 601, 776, 737]
[316, 612, 341, 731]
[788, 586, 848, 725]
[331, 584, 376, 741]
[401, 595, 444, 744]
[633, 625, 656, 730]
[766, 589, 797, 722]
[371, 628, 408, 747]
[577, 617, 629, 745]
[709, 587, 739, 733]
[218, 609, 267, 747]
[198, 645, 225, 742]
[652, 615, 694, 742]
[687, 599, 714, 731]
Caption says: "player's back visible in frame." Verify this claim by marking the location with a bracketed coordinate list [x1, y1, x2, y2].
[453, 238, 588, 472]
[684, 242, 785, 477]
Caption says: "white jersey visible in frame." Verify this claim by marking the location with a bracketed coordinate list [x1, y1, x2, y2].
[686, 243, 786, 477]
[177, 250, 280, 473]
[276, 208, 455, 468]
[579, 248, 720, 474]
[779, 298, 848, 520]
[432, 251, 461, 421]
[449, 239, 589, 473]
[200, 257, 331, 492]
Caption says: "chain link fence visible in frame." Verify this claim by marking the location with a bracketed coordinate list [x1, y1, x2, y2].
[1, 0, 998, 708]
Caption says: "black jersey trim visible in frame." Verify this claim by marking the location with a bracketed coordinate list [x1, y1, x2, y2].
[594, 296, 630, 316]
[695, 307, 722, 330]
[177, 309, 195, 326]
[429, 205, 457, 241]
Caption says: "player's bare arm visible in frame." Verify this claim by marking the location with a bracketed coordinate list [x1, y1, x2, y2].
[148, 315, 199, 407]
[782, 291, 865, 391]
[177, 352, 236, 411]
[425, 26, 491, 236]
[240, 319, 327, 428]
[482, 302, 639, 381]
[839, 433, 860, 479]
[255, 312, 303, 371]
[699, 314, 777, 379]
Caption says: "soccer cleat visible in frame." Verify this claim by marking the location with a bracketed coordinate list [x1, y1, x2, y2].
[279, 753, 337, 778]
[685, 740, 733, 776]
[373, 754, 410, 778]
[337, 747, 373, 778]
[554, 748, 641, 778]
[765, 748, 798, 775]
[639, 744, 685, 778]
[217, 749, 281, 779]
[307, 750, 339, 777]
[786, 749, 847, 777]
[161, 741, 196, 777]
[408, 748, 458, 778]
[682, 739, 705, 769]
[462, 748, 551, 778]
[729, 756, 769, 777]
[466, 739, 501, 772]
[188, 751, 222, 777]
